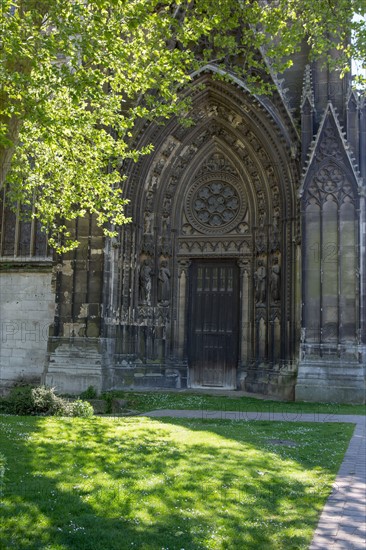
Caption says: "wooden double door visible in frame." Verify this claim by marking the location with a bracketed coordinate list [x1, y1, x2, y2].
[188, 260, 239, 388]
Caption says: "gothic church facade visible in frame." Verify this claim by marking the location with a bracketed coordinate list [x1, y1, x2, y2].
[0, 59, 365, 402]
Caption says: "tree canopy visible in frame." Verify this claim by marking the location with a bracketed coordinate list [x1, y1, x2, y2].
[1, 0, 365, 251]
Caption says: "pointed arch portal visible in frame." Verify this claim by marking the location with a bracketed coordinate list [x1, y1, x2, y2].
[100, 71, 301, 398]
[29, 69, 364, 403]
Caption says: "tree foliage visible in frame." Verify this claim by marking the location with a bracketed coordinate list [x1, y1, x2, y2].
[1, 0, 365, 251]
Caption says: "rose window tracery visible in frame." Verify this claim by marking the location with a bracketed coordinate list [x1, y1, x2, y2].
[185, 170, 247, 234]
[193, 182, 240, 227]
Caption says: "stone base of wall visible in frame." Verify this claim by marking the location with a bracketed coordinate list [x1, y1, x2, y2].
[43, 338, 103, 395]
[43, 337, 188, 394]
[239, 363, 298, 401]
[42, 336, 366, 403]
[295, 348, 366, 403]
[102, 363, 187, 391]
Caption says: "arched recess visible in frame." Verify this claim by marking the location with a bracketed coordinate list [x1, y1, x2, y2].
[103, 70, 300, 396]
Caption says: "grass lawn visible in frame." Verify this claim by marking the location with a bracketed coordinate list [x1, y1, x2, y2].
[106, 390, 366, 416]
[0, 414, 354, 550]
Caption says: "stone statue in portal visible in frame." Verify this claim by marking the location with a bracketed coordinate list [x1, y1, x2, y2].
[158, 260, 171, 304]
[254, 260, 266, 304]
[139, 259, 153, 305]
[270, 257, 281, 302]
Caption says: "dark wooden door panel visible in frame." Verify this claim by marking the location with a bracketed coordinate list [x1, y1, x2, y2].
[188, 261, 239, 388]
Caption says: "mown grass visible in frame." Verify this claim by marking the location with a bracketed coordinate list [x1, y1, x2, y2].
[0, 414, 354, 549]
[104, 390, 366, 416]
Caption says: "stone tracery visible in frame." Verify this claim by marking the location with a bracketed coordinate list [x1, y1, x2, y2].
[184, 156, 247, 235]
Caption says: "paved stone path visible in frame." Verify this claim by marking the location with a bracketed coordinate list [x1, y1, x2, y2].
[145, 409, 366, 549]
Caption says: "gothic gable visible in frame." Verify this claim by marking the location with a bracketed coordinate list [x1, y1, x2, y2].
[300, 102, 361, 197]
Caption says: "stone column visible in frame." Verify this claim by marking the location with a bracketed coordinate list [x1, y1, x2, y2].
[238, 259, 251, 363]
[176, 260, 190, 359]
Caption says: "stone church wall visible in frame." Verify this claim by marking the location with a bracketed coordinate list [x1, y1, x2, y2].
[0, 268, 55, 393]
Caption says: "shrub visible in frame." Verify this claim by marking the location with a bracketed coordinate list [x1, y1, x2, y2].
[0, 398, 12, 413]
[6, 385, 35, 415]
[30, 386, 66, 415]
[4, 385, 93, 417]
[79, 385, 98, 400]
[70, 399, 94, 418]
[101, 391, 115, 414]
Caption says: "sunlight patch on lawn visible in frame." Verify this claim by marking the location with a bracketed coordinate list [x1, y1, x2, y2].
[0, 415, 354, 550]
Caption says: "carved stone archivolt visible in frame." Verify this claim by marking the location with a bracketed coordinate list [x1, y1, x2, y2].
[141, 234, 154, 256]
[270, 207, 281, 252]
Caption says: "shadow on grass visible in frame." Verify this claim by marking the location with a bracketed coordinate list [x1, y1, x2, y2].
[115, 390, 366, 416]
[0, 415, 353, 549]
[1, 416, 205, 550]
[148, 416, 354, 547]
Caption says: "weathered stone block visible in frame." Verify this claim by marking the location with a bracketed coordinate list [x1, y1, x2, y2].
[0, 272, 55, 391]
